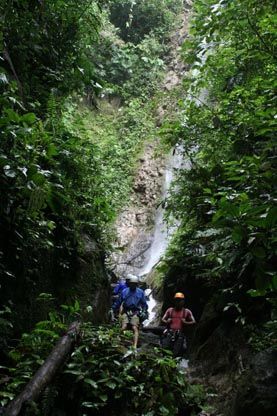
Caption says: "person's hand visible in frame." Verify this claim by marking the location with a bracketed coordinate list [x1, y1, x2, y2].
[182, 319, 195, 325]
[110, 309, 116, 322]
[167, 318, 172, 323]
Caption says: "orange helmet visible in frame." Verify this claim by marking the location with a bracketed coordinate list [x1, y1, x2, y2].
[174, 292, 185, 299]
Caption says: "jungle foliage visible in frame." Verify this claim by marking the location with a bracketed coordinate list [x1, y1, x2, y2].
[0, 0, 181, 335]
[91, 0, 183, 99]
[162, 0, 276, 335]
[108, 0, 182, 44]
[0, 307, 206, 415]
[0, 0, 106, 335]
[1, 0, 102, 111]
[0, 2, 189, 412]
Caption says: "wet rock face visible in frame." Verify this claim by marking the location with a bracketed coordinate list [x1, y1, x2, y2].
[232, 348, 277, 416]
[132, 143, 165, 207]
[109, 141, 166, 277]
[109, 8, 192, 279]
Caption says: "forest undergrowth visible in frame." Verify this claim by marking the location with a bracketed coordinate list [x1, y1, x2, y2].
[1, 0, 276, 415]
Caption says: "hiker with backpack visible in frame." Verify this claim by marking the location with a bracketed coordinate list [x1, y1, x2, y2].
[161, 292, 195, 357]
[113, 274, 131, 297]
[111, 274, 132, 321]
[116, 274, 148, 348]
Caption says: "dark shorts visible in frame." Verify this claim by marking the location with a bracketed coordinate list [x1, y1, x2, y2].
[161, 330, 186, 357]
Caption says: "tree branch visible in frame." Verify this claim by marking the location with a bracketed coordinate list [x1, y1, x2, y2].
[117, 242, 152, 266]
[4, 321, 80, 416]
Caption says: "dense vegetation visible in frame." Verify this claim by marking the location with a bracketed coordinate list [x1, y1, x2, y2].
[162, 0, 276, 347]
[1, 0, 276, 414]
[0, 0, 106, 335]
[0, 0, 182, 335]
[0, 305, 206, 414]
[1, 1, 205, 415]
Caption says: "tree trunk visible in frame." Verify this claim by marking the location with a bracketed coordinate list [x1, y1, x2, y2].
[5, 321, 80, 416]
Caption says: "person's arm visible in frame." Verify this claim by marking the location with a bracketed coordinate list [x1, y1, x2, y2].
[118, 288, 129, 314]
[140, 290, 148, 310]
[182, 310, 196, 325]
[162, 309, 171, 324]
[113, 284, 120, 296]
[119, 303, 124, 315]
[113, 281, 125, 296]
[112, 290, 123, 312]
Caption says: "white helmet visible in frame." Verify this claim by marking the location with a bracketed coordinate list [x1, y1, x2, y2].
[128, 274, 139, 283]
[126, 273, 134, 280]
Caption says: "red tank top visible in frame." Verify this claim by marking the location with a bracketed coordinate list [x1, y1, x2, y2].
[164, 307, 193, 331]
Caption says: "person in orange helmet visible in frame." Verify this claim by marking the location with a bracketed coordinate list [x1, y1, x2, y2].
[161, 292, 195, 357]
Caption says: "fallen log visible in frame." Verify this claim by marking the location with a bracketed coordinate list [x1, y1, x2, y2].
[5, 321, 80, 416]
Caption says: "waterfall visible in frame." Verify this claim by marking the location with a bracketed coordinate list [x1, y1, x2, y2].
[137, 146, 189, 326]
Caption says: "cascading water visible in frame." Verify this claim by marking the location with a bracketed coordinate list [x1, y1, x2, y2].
[136, 146, 190, 326]
[136, 46, 209, 324]
[110, 8, 205, 333]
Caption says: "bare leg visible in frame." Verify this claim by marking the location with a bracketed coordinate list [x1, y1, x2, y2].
[120, 313, 128, 331]
[132, 325, 139, 348]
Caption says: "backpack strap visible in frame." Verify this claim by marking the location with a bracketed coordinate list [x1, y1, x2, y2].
[170, 307, 187, 320]
[182, 308, 188, 320]
[167, 308, 187, 332]
[122, 288, 131, 308]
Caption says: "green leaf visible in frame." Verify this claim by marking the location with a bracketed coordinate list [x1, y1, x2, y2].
[3, 165, 16, 178]
[251, 247, 266, 259]
[247, 288, 266, 297]
[99, 394, 108, 402]
[46, 144, 58, 157]
[264, 207, 277, 228]
[0, 392, 14, 400]
[5, 109, 20, 122]
[231, 226, 244, 243]
[0, 73, 8, 84]
[81, 402, 95, 408]
[271, 276, 277, 290]
[21, 113, 36, 124]
[84, 378, 98, 389]
[106, 381, 116, 389]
